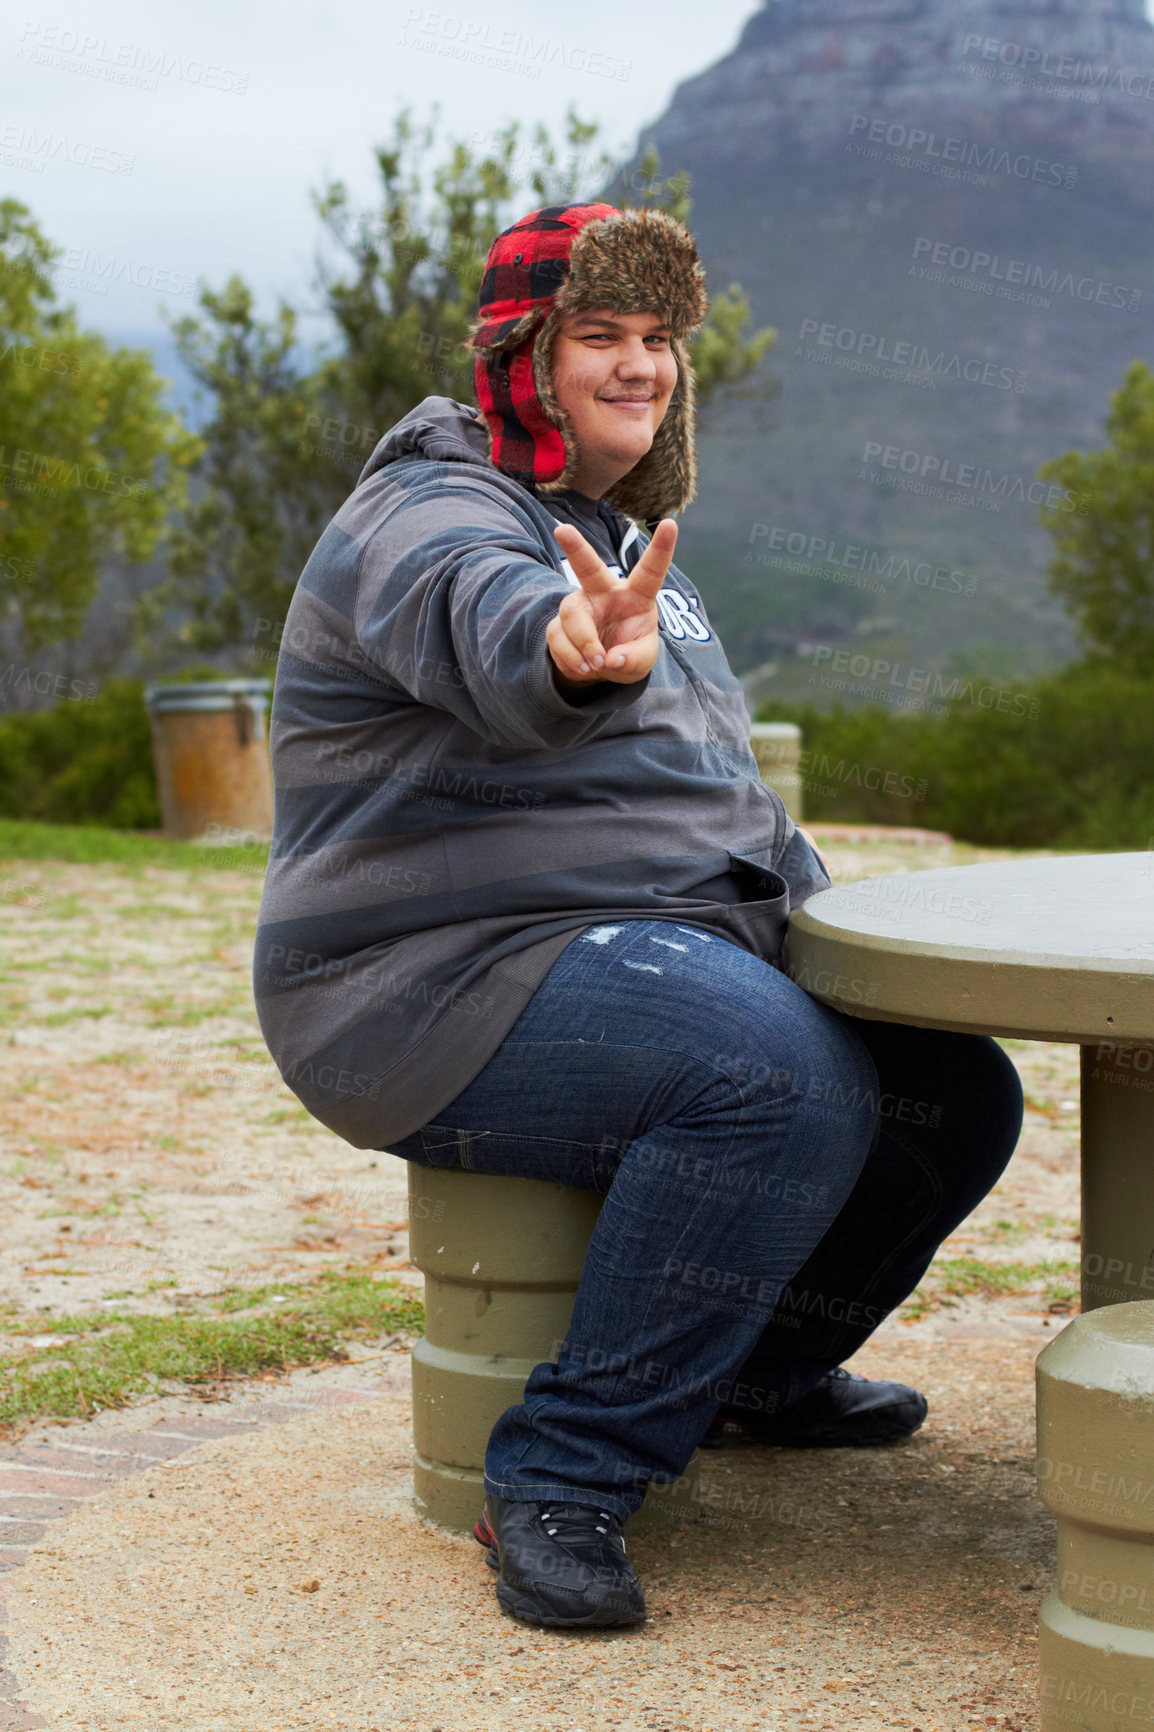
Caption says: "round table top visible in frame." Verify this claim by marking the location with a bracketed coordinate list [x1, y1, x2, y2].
[788, 852, 1154, 1044]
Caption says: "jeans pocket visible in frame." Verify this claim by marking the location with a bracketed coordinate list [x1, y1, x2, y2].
[417, 1124, 478, 1169]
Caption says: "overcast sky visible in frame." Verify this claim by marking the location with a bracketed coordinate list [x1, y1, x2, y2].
[11, 0, 1154, 358]
[7, 0, 760, 349]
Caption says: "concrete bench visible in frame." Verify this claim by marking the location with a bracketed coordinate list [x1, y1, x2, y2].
[791, 851, 1154, 1723]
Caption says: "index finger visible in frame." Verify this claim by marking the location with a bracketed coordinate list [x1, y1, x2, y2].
[552, 523, 618, 598]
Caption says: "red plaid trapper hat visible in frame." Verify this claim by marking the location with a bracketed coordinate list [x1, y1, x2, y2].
[466, 202, 709, 523]
[470, 203, 617, 490]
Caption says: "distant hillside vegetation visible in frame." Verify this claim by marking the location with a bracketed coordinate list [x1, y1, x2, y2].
[608, 0, 1154, 699]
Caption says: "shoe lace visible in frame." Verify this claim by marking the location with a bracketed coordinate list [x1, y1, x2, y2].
[537, 1502, 625, 1549]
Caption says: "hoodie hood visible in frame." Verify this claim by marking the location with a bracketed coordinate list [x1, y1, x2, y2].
[464, 203, 709, 525]
[357, 395, 493, 488]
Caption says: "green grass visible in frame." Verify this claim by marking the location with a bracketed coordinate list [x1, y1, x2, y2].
[905, 1257, 1080, 1320]
[988, 1215, 1080, 1246]
[0, 1267, 424, 1438]
[0, 818, 270, 872]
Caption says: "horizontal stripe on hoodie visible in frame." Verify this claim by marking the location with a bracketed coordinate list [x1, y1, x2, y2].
[253, 395, 828, 1147]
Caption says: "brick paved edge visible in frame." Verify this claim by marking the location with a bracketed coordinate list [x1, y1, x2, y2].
[0, 1374, 408, 1729]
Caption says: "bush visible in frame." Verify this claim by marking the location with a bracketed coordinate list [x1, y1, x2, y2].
[0, 678, 159, 829]
[760, 661, 1154, 849]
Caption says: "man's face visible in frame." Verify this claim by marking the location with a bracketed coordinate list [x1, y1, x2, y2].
[550, 308, 679, 498]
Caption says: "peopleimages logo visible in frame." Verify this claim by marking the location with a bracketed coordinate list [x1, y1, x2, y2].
[962, 33, 1154, 103]
[0, 662, 98, 704]
[17, 23, 250, 93]
[807, 645, 1042, 720]
[847, 113, 1077, 188]
[0, 124, 134, 175]
[797, 318, 1025, 393]
[747, 523, 977, 597]
[910, 237, 1141, 313]
[0, 337, 81, 379]
[399, 7, 632, 80]
[1041, 1675, 1154, 1723]
[51, 247, 197, 299]
[0, 446, 148, 499]
[861, 439, 1083, 513]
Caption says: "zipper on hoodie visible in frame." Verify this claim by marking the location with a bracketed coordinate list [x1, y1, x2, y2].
[664, 636, 722, 747]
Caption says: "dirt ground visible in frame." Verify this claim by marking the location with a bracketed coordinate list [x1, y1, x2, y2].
[0, 827, 1079, 1338]
[0, 826, 1084, 1730]
[4, 1334, 1047, 1732]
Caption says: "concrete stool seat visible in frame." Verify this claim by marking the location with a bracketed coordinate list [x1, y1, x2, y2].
[749, 722, 802, 820]
[407, 1165, 701, 1533]
[1037, 1302, 1154, 1730]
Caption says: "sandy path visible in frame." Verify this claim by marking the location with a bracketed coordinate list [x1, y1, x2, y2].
[0, 857, 414, 1337]
[0, 825, 1091, 1730]
[5, 1335, 1044, 1732]
[0, 828, 1080, 1342]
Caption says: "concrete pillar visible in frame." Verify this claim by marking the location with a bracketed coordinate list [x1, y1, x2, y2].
[144, 680, 273, 843]
[1036, 1301, 1154, 1730]
[408, 1165, 700, 1534]
[1080, 1044, 1154, 1311]
[749, 722, 803, 821]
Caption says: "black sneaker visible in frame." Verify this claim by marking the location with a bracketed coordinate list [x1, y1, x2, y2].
[700, 1367, 928, 1450]
[473, 1494, 646, 1629]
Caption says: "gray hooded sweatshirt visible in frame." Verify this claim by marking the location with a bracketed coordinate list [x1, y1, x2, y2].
[253, 396, 829, 1149]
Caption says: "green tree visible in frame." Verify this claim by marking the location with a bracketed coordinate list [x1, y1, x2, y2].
[0, 677, 159, 827]
[1038, 360, 1154, 675]
[0, 199, 200, 657]
[138, 279, 340, 654]
[314, 108, 614, 439]
[761, 660, 1154, 850]
[154, 106, 776, 656]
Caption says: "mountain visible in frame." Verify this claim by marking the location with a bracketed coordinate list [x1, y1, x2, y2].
[608, 0, 1154, 702]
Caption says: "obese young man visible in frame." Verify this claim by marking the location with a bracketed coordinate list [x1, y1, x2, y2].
[253, 202, 1023, 1631]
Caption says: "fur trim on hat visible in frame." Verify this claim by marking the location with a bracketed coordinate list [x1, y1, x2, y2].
[554, 206, 707, 338]
[466, 205, 708, 522]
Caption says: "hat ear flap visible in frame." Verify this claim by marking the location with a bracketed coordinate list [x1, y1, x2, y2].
[467, 307, 569, 487]
[530, 309, 584, 494]
[465, 307, 542, 359]
[603, 336, 698, 522]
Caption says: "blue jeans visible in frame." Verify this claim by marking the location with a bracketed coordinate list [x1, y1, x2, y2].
[390, 919, 1022, 1521]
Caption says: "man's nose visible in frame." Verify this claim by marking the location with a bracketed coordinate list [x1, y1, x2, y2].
[616, 338, 658, 377]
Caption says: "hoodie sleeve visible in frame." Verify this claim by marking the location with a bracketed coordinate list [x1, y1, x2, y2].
[355, 478, 651, 751]
[777, 824, 833, 910]
[776, 824, 834, 978]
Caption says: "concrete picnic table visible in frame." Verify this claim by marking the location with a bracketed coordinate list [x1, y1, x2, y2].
[788, 851, 1154, 1313]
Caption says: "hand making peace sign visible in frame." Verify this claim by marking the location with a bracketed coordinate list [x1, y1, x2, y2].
[545, 518, 679, 691]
